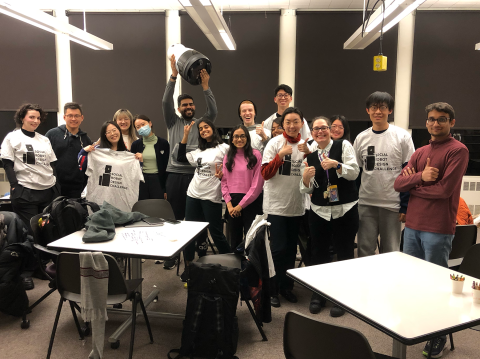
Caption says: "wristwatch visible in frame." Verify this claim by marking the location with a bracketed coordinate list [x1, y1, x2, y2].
[336, 162, 342, 170]
[170, 75, 177, 80]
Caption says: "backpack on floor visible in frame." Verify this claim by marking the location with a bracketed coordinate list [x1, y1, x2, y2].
[40, 196, 100, 245]
[168, 262, 240, 359]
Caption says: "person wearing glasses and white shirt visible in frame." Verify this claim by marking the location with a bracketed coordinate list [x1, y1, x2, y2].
[262, 107, 309, 308]
[46, 102, 93, 198]
[353, 91, 415, 258]
[263, 84, 310, 139]
[300, 116, 359, 317]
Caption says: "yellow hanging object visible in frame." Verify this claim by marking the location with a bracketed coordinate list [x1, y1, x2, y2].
[373, 55, 387, 71]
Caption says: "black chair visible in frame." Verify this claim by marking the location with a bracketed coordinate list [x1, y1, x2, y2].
[283, 311, 394, 359]
[458, 242, 480, 332]
[47, 252, 153, 359]
[448, 225, 478, 269]
[21, 214, 60, 329]
[197, 253, 268, 341]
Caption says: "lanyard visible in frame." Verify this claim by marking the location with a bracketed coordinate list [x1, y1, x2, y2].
[319, 150, 330, 181]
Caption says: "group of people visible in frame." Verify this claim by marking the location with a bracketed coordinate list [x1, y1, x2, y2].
[0, 55, 469, 359]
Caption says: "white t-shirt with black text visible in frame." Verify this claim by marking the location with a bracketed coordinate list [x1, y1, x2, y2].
[249, 127, 272, 154]
[85, 149, 144, 212]
[353, 125, 414, 211]
[186, 143, 229, 204]
[0, 129, 57, 190]
[262, 135, 307, 217]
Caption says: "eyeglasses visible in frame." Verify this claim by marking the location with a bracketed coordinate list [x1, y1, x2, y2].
[331, 125, 344, 130]
[105, 128, 119, 135]
[233, 134, 247, 140]
[65, 114, 82, 119]
[427, 116, 450, 124]
[369, 105, 388, 112]
[312, 126, 330, 133]
[273, 126, 283, 131]
[276, 93, 290, 99]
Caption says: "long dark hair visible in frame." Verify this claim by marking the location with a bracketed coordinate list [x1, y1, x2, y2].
[330, 115, 351, 142]
[225, 125, 257, 172]
[99, 121, 127, 151]
[198, 119, 223, 151]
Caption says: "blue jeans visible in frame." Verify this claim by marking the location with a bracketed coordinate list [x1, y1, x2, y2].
[403, 227, 455, 268]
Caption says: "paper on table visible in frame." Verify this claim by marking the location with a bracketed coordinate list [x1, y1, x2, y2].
[120, 229, 176, 245]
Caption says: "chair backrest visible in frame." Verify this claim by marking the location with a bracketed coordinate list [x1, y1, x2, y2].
[459, 243, 480, 279]
[449, 225, 478, 260]
[283, 311, 377, 359]
[132, 199, 175, 219]
[56, 252, 129, 298]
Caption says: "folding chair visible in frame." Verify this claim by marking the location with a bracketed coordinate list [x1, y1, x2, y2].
[448, 224, 478, 269]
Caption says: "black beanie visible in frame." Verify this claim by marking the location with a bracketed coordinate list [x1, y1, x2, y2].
[237, 99, 257, 121]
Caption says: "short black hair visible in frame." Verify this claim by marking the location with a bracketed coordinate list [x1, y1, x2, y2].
[366, 91, 394, 111]
[273, 117, 283, 127]
[274, 84, 293, 97]
[64, 102, 83, 115]
[14, 103, 46, 128]
[133, 114, 154, 131]
[330, 115, 351, 142]
[425, 102, 455, 120]
[280, 107, 304, 128]
[177, 94, 194, 107]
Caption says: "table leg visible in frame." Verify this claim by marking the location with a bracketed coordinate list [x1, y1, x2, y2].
[392, 339, 407, 359]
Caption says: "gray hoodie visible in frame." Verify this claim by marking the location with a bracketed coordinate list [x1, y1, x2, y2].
[162, 80, 218, 174]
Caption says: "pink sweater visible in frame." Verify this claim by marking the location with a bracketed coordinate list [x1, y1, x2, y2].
[394, 136, 469, 235]
[221, 148, 264, 209]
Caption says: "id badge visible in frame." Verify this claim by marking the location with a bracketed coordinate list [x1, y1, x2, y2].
[328, 185, 339, 202]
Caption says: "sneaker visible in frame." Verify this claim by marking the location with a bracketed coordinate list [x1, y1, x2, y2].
[330, 305, 345, 318]
[270, 295, 280, 308]
[23, 277, 34, 290]
[279, 289, 298, 303]
[309, 293, 326, 314]
[163, 257, 178, 270]
[154, 260, 164, 264]
[423, 336, 447, 358]
[180, 266, 189, 283]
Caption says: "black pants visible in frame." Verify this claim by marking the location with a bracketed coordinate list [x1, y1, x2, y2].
[225, 192, 263, 251]
[139, 173, 164, 200]
[268, 214, 302, 292]
[165, 172, 207, 259]
[11, 184, 58, 233]
[184, 196, 231, 262]
[59, 183, 83, 199]
[309, 204, 359, 266]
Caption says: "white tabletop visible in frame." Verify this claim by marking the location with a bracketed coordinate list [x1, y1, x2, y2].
[47, 221, 208, 260]
[287, 252, 480, 345]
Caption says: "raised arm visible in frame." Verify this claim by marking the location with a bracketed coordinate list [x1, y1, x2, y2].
[162, 55, 180, 129]
[198, 69, 218, 122]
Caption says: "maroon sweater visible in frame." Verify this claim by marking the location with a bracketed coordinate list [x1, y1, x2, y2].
[394, 135, 469, 235]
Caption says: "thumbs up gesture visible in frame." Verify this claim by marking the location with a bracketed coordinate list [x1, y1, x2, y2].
[278, 139, 293, 159]
[214, 163, 223, 180]
[421, 158, 439, 182]
[298, 138, 311, 155]
[256, 121, 268, 141]
[320, 153, 339, 170]
[302, 161, 316, 186]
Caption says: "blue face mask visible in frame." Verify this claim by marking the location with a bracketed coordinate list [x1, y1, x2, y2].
[138, 124, 151, 137]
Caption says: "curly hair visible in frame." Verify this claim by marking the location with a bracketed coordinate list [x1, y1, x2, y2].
[14, 103, 46, 128]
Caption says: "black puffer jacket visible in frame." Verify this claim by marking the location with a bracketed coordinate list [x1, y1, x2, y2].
[0, 212, 35, 317]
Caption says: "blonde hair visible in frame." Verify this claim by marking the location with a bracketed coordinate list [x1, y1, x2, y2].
[113, 109, 138, 140]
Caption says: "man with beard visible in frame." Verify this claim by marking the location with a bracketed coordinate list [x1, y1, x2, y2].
[161, 55, 217, 270]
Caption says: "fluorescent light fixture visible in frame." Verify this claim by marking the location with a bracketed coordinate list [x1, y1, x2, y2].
[0, 1, 113, 50]
[179, 0, 236, 50]
[344, 0, 425, 50]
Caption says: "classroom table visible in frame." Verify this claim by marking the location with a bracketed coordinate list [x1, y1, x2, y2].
[47, 221, 208, 347]
[287, 251, 480, 359]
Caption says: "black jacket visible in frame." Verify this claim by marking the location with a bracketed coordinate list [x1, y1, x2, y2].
[45, 125, 92, 191]
[131, 136, 170, 189]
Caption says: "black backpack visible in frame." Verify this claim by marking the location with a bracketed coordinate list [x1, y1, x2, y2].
[40, 196, 100, 245]
[168, 262, 240, 359]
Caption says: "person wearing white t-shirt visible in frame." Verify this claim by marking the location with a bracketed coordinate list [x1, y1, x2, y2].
[1, 103, 59, 232]
[78, 121, 143, 212]
[263, 84, 310, 140]
[177, 119, 232, 279]
[353, 91, 415, 257]
[261, 107, 309, 308]
[113, 109, 138, 151]
[237, 100, 271, 153]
